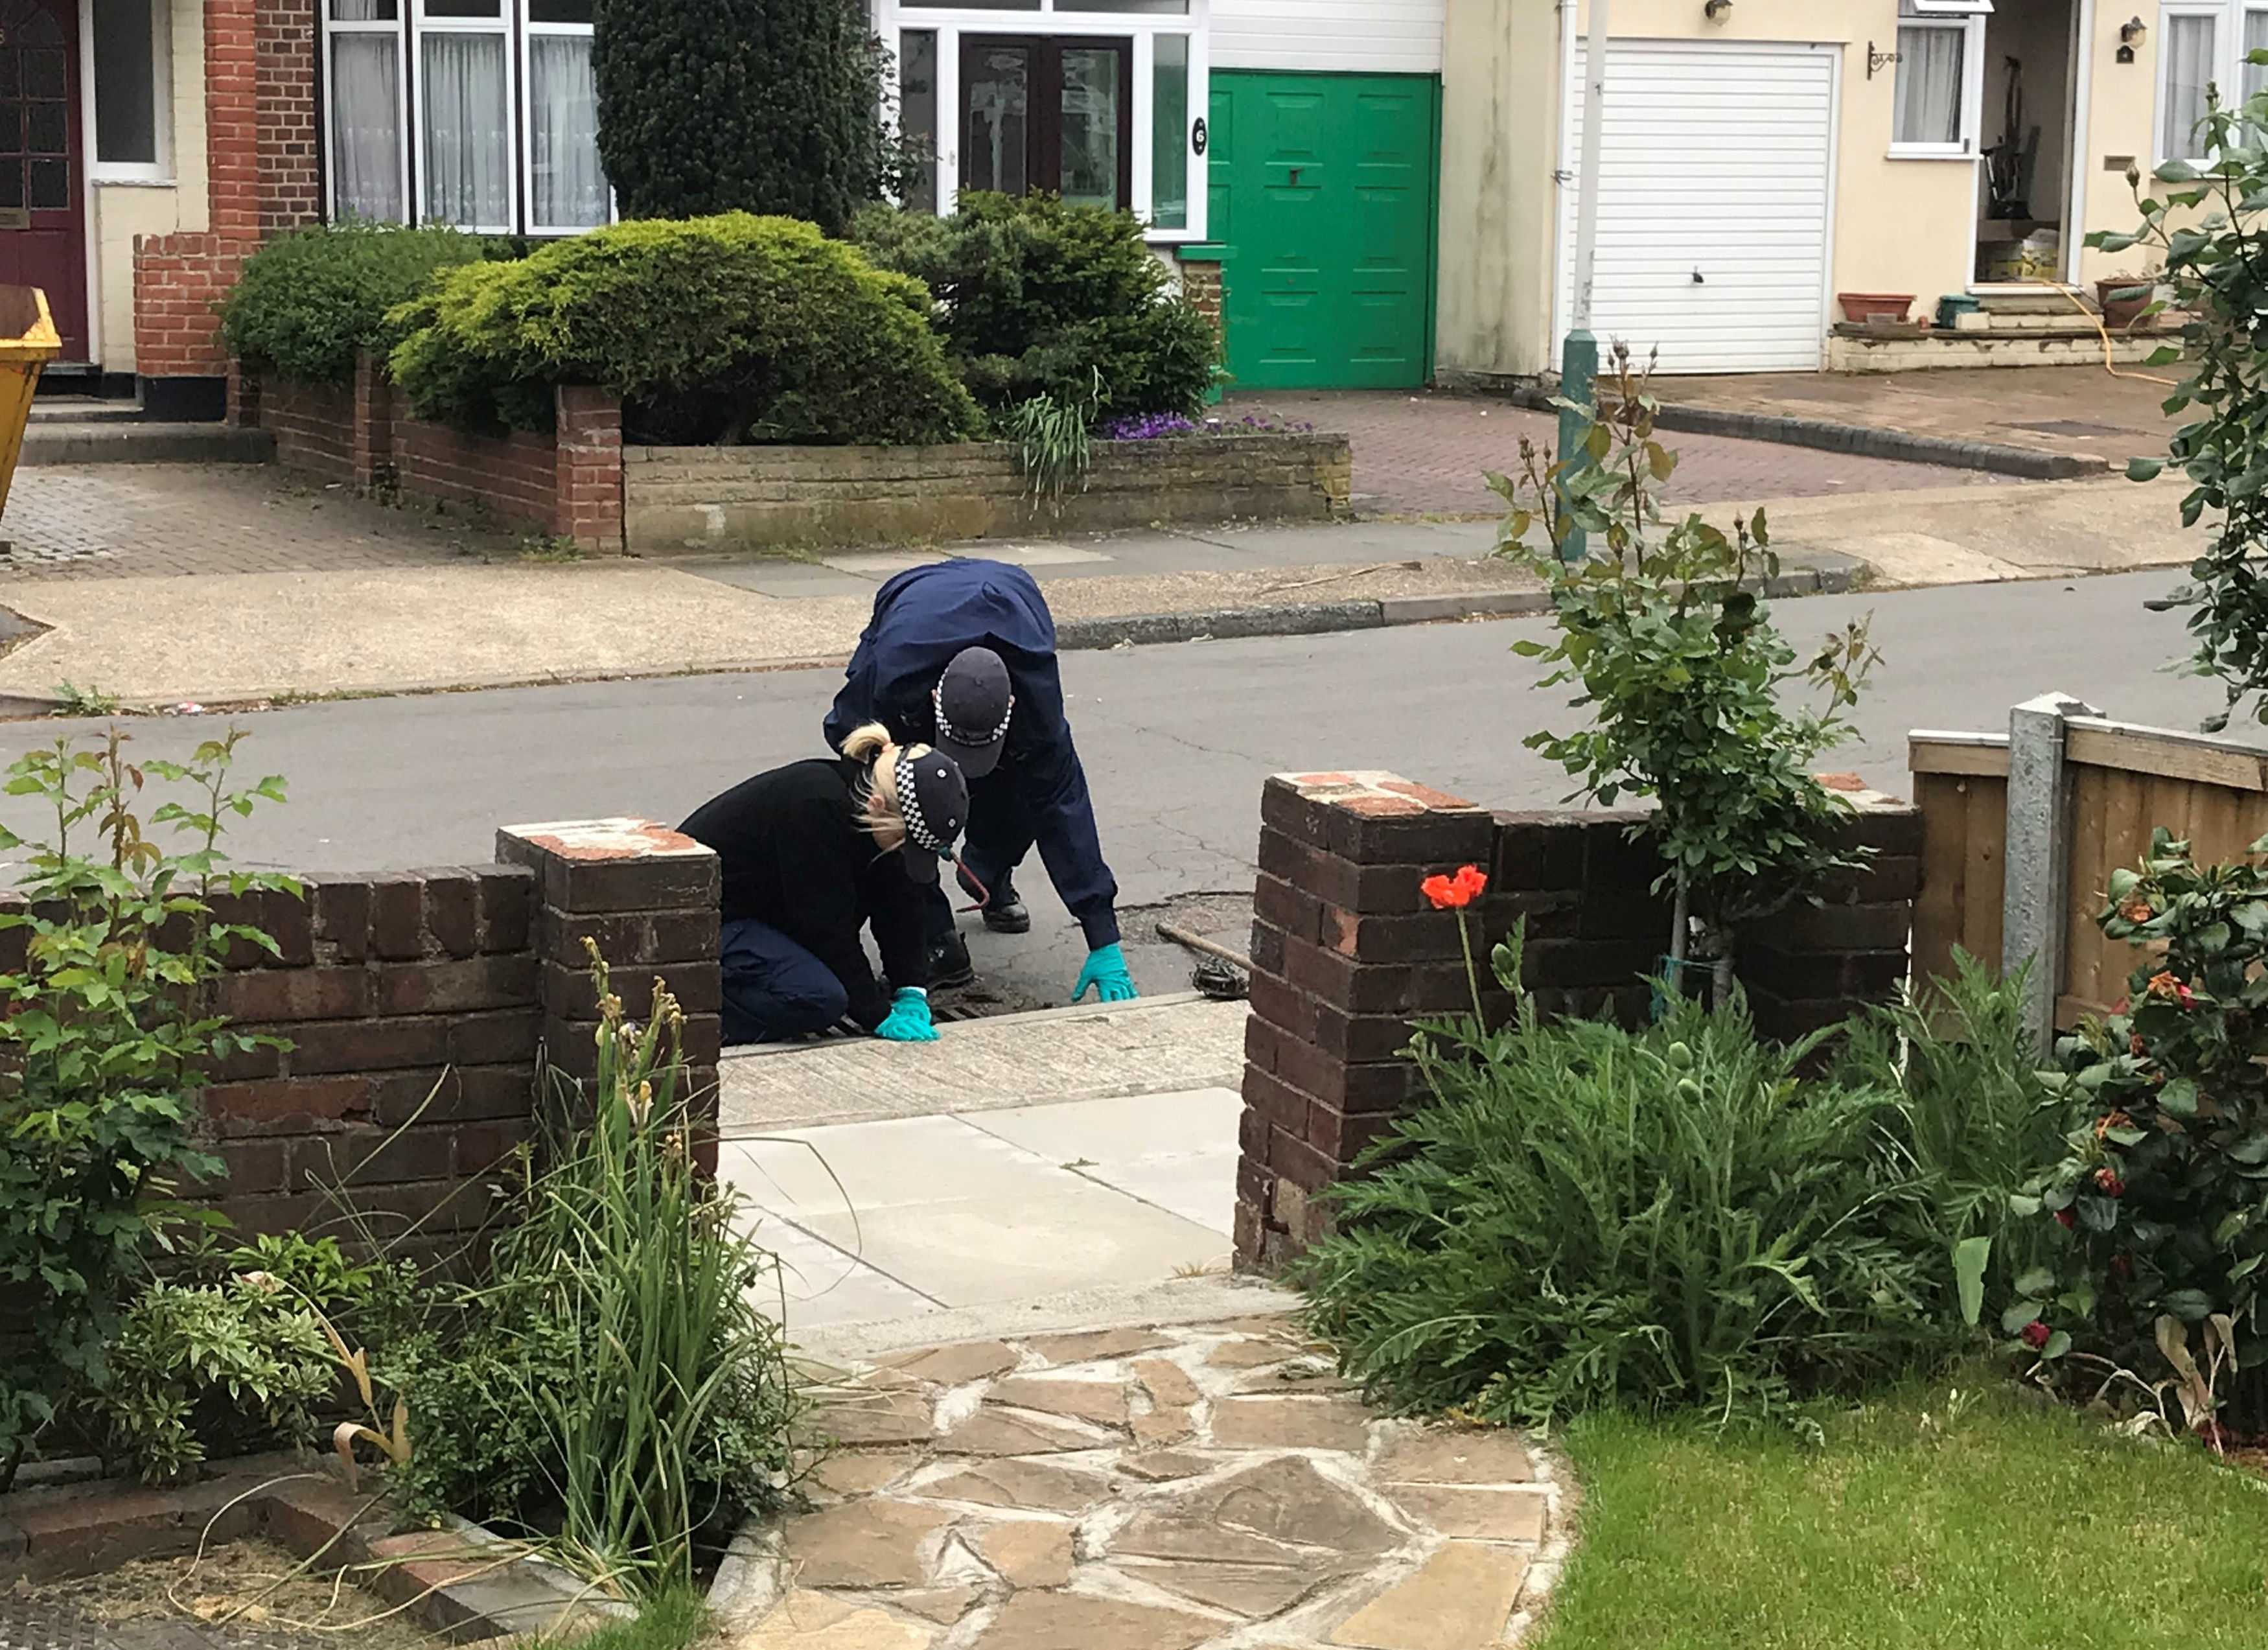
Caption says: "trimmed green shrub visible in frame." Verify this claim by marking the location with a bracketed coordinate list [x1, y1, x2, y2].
[593, 0, 883, 231]
[855, 193, 1218, 421]
[1299, 935, 2052, 1431]
[220, 222, 492, 388]
[388, 213, 978, 447]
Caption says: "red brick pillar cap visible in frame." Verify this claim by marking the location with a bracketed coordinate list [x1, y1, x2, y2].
[1274, 771, 1482, 817]
[498, 817, 707, 862]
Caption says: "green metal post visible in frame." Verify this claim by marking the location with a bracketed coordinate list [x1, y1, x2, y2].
[1555, 330, 1596, 563]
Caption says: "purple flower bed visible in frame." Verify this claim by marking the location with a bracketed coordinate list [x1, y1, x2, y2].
[1098, 410, 1318, 440]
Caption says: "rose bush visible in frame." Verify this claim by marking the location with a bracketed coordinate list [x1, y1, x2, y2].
[2008, 828, 2268, 1432]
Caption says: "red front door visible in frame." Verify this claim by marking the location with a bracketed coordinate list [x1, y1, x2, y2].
[0, 0, 84, 360]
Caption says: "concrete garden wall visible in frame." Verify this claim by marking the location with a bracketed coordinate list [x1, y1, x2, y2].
[620, 432, 1354, 553]
[238, 353, 1350, 554]
[1236, 771, 1921, 1272]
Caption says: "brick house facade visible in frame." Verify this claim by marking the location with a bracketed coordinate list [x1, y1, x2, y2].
[126, 0, 322, 418]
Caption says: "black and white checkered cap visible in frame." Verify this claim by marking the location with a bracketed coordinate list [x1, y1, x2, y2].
[932, 647, 1013, 779]
[892, 747, 968, 885]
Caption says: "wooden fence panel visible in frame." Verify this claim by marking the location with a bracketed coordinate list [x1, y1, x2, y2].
[1910, 740, 2009, 982]
[1914, 717, 2268, 1031]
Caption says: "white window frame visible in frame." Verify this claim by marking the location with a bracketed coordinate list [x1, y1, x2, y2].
[412, 0, 517, 237]
[1888, 6, 1989, 159]
[319, 1, 614, 237]
[520, 7, 612, 236]
[84, 0, 172, 184]
[2151, 1, 2268, 165]
[320, 1, 413, 225]
[877, 0, 1209, 244]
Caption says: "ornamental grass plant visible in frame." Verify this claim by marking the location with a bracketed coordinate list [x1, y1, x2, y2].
[387, 946, 798, 1598]
[1298, 930, 2054, 1432]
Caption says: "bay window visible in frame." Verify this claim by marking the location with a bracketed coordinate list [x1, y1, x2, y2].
[2158, 3, 2268, 163]
[883, 0, 1207, 240]
[1891, 0, 1989, 158]
[320, 0, 610, 235]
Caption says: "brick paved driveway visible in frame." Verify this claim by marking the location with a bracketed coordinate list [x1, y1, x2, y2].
[0, 465, 518, 580]
[1232, 389, 2009, 518]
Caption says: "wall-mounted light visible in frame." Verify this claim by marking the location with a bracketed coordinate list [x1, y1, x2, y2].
[1703, 0, 1733, 17]
[2118, 16, 2146, 64]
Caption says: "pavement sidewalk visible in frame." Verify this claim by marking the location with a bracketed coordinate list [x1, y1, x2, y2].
[0, 471, 2200, 709]
[1628, 363, 2181, 474]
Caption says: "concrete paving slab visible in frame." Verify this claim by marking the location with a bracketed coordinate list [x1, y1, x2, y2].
[728, 1180, 942, 1331]
[725, 1115, 1231, 1307]
[962, 1087, 1244, 1237]
[819, 550, 949, 575]
[679, 559, 885, 599]
[718, 996, 1245, 1133]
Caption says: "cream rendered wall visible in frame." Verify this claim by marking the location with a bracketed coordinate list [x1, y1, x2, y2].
[90, 0, 207, 373]
[1441, 0, 1992, 378]
[1434, 0, 1558, 378]
[2071, 7, 2158, 290]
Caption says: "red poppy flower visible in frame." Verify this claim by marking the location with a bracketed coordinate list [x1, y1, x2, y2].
[2095, 1168, 2126, 1198]
[2020, 1320, 2052, 1350]
[1422, 864, 1488, 911]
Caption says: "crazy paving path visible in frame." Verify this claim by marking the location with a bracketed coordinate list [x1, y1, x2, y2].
[735, 1315, 1569, 1650]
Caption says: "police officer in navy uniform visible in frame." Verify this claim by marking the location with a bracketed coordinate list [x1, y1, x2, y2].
[823, 557, 1136, 1004]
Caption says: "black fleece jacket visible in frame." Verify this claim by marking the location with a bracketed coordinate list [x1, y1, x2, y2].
[678, 757, 928, 1030]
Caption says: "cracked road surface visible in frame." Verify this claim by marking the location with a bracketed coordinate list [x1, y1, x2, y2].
[0, 569, 2241, 1006]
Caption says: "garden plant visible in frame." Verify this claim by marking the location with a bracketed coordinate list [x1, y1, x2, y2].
[2094, 71, 2268, 730]
[220, 222, 495, 389]
[0, 728, 292, 1489]
[377, 945, 798, 1598]
[2007, 828, 2268, 1435]
[388, 213, 978, 447]
[593, 0, 888, 233]
[1490, 352, 1879, 997]
[1298, 927, 2055, 1432]
[855, 192, 1219, 425]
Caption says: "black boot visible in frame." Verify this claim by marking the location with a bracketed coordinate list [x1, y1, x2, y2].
[975, 870, 1031, 935]
[928, 930, 975, 989]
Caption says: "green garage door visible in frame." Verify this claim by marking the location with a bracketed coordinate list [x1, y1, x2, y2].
[1205, 71, 1440, 390]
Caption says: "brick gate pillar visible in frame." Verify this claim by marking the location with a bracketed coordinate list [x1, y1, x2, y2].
[1236, 772, 1496, 1272]
[496, 819, 723, 1174]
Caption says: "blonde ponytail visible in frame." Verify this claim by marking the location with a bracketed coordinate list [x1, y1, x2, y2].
[842, 721, 932, 853]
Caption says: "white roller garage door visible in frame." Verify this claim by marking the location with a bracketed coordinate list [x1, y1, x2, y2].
[1556, 40, 1838, 375]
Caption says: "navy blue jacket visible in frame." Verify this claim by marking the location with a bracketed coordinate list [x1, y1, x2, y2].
[823, 560, 1120, 949]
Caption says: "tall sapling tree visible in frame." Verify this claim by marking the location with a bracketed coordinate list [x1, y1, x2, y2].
[1490, 351, 1879, 999]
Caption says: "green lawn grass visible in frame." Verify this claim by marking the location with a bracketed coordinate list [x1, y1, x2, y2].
[1533, 1380, 2268, 1649]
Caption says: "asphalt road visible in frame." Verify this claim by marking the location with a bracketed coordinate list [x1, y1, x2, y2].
[0, 567, 2237, 1003]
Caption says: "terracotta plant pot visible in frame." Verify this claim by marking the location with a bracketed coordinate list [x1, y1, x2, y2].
[2096, 277, 2157, 332]
[1836, 292, 1915, 324]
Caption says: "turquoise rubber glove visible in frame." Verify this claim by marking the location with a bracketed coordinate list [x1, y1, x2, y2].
[875, 987, 938, 1043]
[1072, 943, 1139, 1004]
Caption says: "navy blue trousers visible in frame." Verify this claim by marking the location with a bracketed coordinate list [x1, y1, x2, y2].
[719, 918, 850, 1043]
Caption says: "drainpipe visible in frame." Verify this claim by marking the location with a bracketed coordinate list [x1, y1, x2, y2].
[1556, 0, 1609, 562]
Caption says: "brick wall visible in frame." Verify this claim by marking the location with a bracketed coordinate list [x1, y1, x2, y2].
[253, 354, 627, 548]
[622, 431, 1352, 554]
[251, 376, 356, 483]
[0, 820, 724, 1257]
[255, 0, 322, 234]
[195, 870, 540, 1251]
[133, 0, 323, 401]
[1236, 771, 1922, 1271]
[498, 819, 723, 1174]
